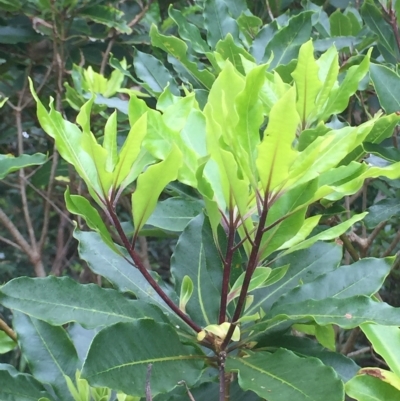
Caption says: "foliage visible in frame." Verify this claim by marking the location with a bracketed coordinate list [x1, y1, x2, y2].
[1, 0, 400, 401]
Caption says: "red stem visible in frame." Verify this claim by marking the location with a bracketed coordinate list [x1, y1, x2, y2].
[106, 203, 202, 333]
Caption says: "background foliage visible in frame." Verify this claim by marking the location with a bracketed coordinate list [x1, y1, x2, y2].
[1, 0, 400, 400]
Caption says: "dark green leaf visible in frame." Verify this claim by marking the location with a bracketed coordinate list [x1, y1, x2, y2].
[227, 349, 344, 401]
[370, 63, 400, 114]
[80, 6, 131, 34]
[13, 312, 78, 401]
[330, 10, 352, 37]
[0, 367, 52, 401]
[250, 22, 278, 63]
[246, 242, 342, 316]
[0, 153, 46, 180]
[147, 197, 204, 232]
[265, 11, 313, 68]
[0, 276, 167, 329]
[364, 198, 400, 228]
[273, 257, 394, 307]
[150, 26, 215, 90]
[82, 320, 204, 397]
[171, 214, 222, 326]
[0, 26, 38, 44]
[204, 0, 240, 47]
[133, 49, 179, 95]
[364, 143, 400, 163]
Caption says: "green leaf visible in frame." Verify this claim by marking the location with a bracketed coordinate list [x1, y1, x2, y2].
[80, 6, 131, 34]
[13, 312, 78, 401]
[227, 349, 344, 401]
[132, 146, 182, 234]
[266, 11, 313, 69]
[247, 242, 342, 316]
[133, 49, 179, 96]
[363, 143, 400, 163]
[73, 230, 186, 331]
[171, 214, 221, 327]
[251, 22, 278, 63]
[81, 320, 204, 397]
[0, 276, 166, 329]
[204, 0, 239, 47]
[0, 153, 47, 180]
[103, 110, 118, 173]
[370, 63, 400, 114]
[215, 34, 255, 75]
[346, 374, 400, 401]
[364, 198, 400, 228]
[279, 213, 367, 255]
[146, 197, 204, 232]
[291, 40, 322, 125]
[330, 10, 352, 37]
[228, 267, 272, 304]
[30, 80, 103, 200]
[0, 331, 16, 354]
[263, 296, 400, 331]
[361, 324, 400, 377]
[0, 367, 52, 401]
[179, 275, 194, 314]
[273, 257, 394, 307]
[256, 87, 299, 192]
[150, 25, 215, 90]
[319, 50, 371, 120]
[361, 0, 400, 63]
[169, 7, 210, 54]
[258, 334, 359, 382]
[65, 189, 117, 252]
[0, 25, 38, 44]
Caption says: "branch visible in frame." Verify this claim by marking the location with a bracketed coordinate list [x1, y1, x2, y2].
[339, 234, 360, 262]
[383, 230, 400, 257]
[0, 318, 17, 342]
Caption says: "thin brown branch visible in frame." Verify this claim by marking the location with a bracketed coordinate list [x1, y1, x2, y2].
[0, 235, 22, 251]
[341, 327, 360, 355]
[383, 230, 400, 257]
[366, 221, 387, 248]
[340, 234, 360, 262]
[0, 318, 17, 342]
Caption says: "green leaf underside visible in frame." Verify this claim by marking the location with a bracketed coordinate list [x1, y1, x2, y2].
[227, 349, 344, 401]
[0, 153, 47, 179]
[0, 276, 166, 329]
[81, 320, 204, 397]
[13, 312, 78, 401]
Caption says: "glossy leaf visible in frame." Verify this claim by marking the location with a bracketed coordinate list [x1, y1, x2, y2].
[204, 0, 239, 47]
[262, 296, 400, 331]
[265, 11, 313, 69]
[364, 198, 400, 228]
[346, 374, 400, 401]
[13, 312, 78, 401]
[65, 189, 117, 252]
[132, 146, 182, 234]
[227, 349, 344, 401]
[0, 367, 52, 401]
[256, 87, 299, 192]
[361, 324, 400, 377]
[146, 197, 204, 232]
[81, 320, 205, 397]
[273, 257, 394, 308]
[103, 110, 118, 173]
[133, 49, 179, 96]
[171, 214, 221, 326]
[291, 40, 322, 124]
[0, 153, 46, 180]
[0, 276, 166, 329]
[150, 26, 215, 90]
[247, 241, 342, 316]
[370, 63, 400, 114]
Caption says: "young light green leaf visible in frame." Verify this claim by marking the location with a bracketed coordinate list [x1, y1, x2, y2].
[65, 188, 117, 253]
[228, 267, 272, 304]
[291, 40, 322, 125]
[103, 110, 118, 173]
[0, 331, 16, 354]
[315, 325, 336, 351]
[256, 87, 300, 192]
[179, 275, 194, 314]
[361, 324, 400, 377]
[0, 153, 46, 180]
[132, 146, 183, 234]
